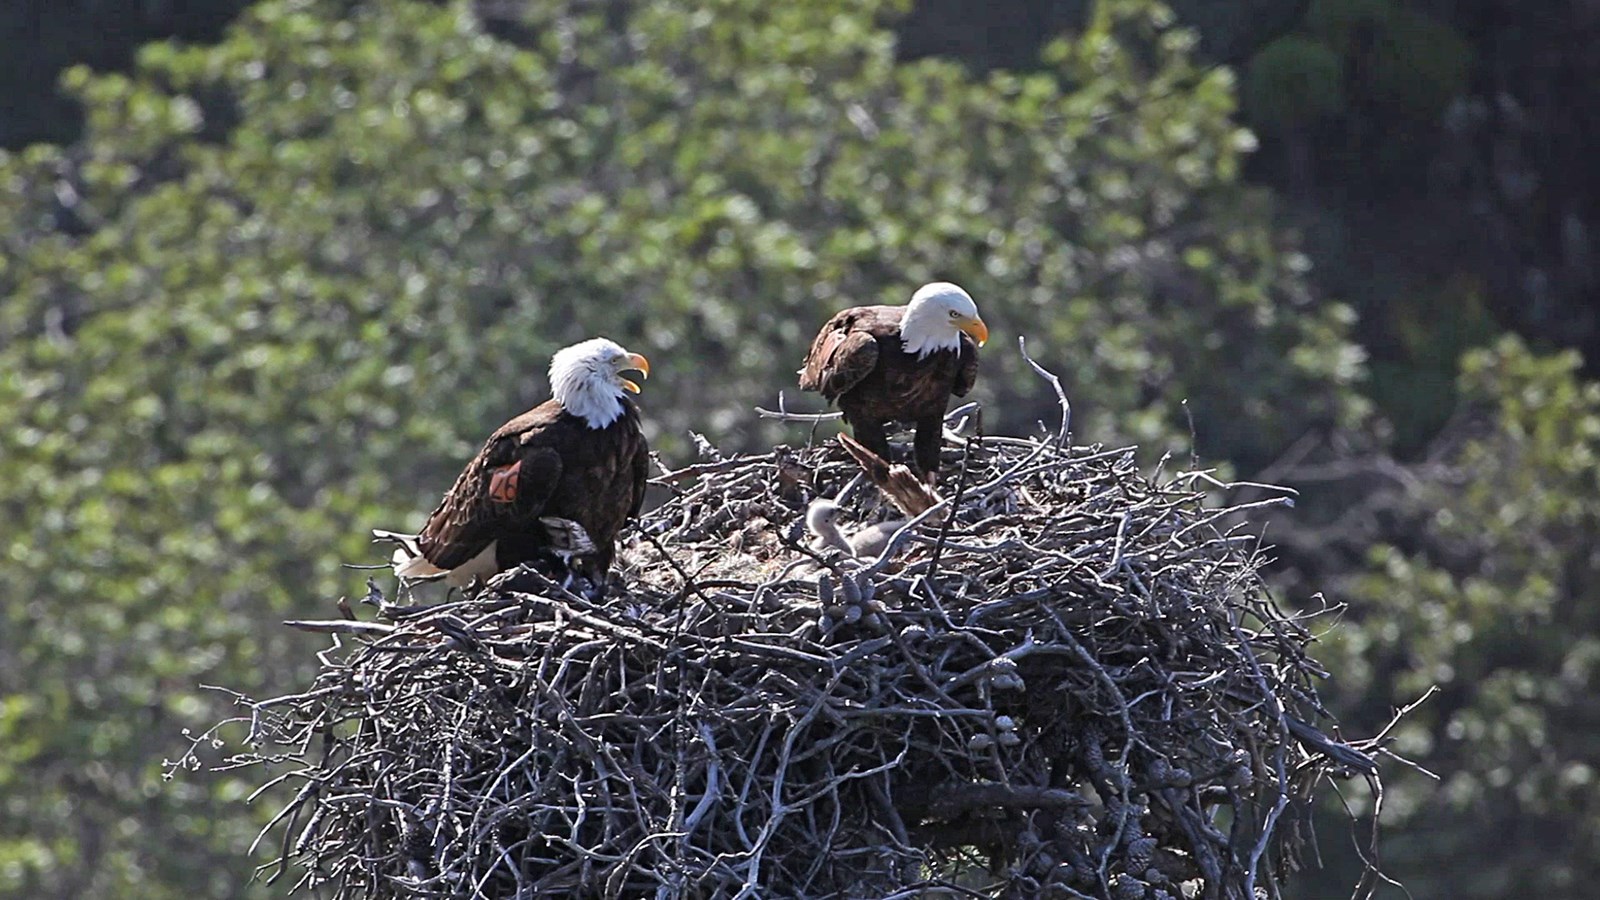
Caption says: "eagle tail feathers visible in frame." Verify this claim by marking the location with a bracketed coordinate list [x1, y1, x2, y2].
[837, 433, 942, 516]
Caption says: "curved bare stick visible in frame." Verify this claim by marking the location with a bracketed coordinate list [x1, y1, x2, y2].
[1018, 335, 1072, 447]
[754, 390, 844, 422]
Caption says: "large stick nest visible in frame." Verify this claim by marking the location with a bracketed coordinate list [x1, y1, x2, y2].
[204, 420, 1385, 899]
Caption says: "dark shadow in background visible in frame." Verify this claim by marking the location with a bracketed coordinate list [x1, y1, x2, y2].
[0, 0, 250, 149]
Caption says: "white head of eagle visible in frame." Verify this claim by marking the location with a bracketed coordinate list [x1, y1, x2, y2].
[899, 282, 990, 358]
[549, 337, 651, 429]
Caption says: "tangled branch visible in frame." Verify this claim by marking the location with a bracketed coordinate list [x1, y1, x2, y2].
[190, 403, 1388, 898]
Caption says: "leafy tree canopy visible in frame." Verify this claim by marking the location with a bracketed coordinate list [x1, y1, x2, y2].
[0, 0, 1364, 895]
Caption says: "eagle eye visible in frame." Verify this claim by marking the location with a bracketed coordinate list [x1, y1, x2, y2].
[948, 309, 960, 318]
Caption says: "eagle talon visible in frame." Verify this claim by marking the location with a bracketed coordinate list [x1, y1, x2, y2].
[488, 460, 523, 504]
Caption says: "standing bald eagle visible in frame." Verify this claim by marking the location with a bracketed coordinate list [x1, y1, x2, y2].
[799, 282, 987, 480]
[376, 338, 651, 589]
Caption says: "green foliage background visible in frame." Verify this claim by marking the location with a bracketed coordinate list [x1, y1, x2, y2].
[0, 1, 1594, 898]
[1318, 338, 1600, 899]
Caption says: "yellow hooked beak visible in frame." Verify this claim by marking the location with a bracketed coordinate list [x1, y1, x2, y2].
[959, 317, 990, 347]
[618, 351, 650, 394]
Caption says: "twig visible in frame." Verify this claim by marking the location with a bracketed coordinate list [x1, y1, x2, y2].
[926, 415, 979, 581]
[755, 390, 843, 422]
[281, 619, 395, 636]
[1018, 335, 1072, 446]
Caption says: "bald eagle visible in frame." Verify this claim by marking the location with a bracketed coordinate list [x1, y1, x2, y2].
[799, 282, 987, 480]
[376, 338, 651, 589]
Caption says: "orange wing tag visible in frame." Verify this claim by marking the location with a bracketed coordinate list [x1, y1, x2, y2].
[488, 460, 523, 503]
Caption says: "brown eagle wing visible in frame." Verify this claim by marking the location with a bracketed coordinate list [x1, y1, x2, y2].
[416, 421, 565, 570]
[952, 335, 980, 397]
[799, 309, 882, 401]
[628, 434, 649, 519]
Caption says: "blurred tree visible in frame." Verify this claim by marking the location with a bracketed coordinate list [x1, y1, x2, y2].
[1284, 337, 1600, 899]
[0, 0, 1365, 896]
[0, 0, 251, 148]
[1233, 0, 1600, 453]
[903, 0, 1600, 458]
[10, 1, 1600, 456]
